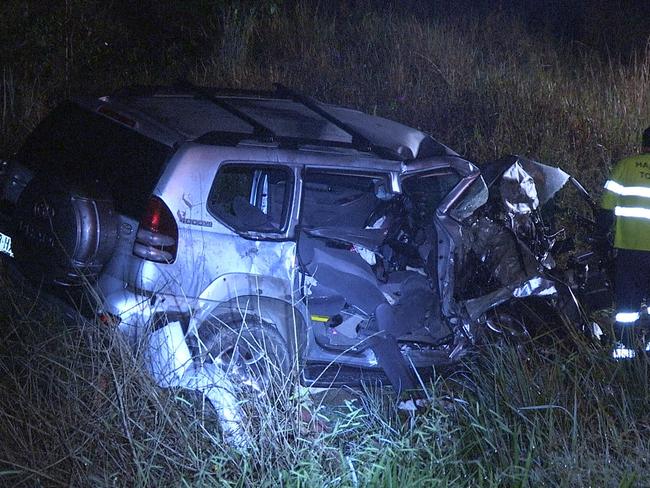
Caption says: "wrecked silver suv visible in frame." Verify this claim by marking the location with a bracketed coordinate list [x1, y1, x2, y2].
[0, 84, 608, 442]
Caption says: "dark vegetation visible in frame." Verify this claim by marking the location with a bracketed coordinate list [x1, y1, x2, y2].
[1, 1, 649, 486]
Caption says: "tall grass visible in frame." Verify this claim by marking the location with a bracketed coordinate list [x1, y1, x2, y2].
[1, 1, 650, 485]
[3, 265, 650, 486]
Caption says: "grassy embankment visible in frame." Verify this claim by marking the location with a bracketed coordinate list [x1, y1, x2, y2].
[1, 2, 649, 486]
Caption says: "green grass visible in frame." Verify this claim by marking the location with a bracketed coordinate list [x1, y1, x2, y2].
[1, 1, 650, 486]
[2, 267, 650, 486]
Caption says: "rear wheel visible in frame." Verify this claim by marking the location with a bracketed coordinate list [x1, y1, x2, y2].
[198, 318, 291, 401]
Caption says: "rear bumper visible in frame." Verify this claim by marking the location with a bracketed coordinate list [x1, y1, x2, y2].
[98, 273, 193, 346]
[0, 248, 155, 339]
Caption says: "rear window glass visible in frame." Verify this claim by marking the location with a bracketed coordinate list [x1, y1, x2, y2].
[15, 102, 173, 217]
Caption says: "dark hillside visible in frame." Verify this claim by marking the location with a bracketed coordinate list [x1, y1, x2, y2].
[436, 0, 650, 59]
[1, 1, 649, 190]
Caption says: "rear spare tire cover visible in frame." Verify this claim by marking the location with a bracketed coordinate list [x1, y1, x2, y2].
[13, 175, 118, 286]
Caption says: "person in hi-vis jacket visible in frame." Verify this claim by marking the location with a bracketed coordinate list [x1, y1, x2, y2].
[599, 126, 650, 359]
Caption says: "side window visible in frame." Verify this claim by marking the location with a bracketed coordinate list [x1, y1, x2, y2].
[302, 171, 390, 229]
[402, 171, 461, 226]
[208, 164, 293, 233]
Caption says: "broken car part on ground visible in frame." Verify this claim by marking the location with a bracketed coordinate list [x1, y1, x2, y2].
[0, 84, 612, 446]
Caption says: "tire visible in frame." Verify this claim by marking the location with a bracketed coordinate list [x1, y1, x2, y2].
[483, 296, 595, 353]
[12, 174, 118, 286]
[197, 318, 291, 401]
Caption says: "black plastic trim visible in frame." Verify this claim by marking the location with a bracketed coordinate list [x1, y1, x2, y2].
[274, 83, 409, 161]
[176, 81, 276, 141]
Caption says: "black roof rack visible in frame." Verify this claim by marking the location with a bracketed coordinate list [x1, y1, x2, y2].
[273, 84, 410, 161]
[194, 131, 367, 153]
[113, 82, 411, 160]
[113, 84, 280, 99]
[176, 80, 276, 142]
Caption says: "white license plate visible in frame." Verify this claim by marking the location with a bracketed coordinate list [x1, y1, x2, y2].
[0, 231, 14, 257]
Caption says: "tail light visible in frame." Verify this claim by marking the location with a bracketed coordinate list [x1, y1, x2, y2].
[98, 311, 121, 327]
[133, 196, 178, 263]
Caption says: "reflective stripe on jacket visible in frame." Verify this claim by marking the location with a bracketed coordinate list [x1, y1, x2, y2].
[601, 153, 650, 251]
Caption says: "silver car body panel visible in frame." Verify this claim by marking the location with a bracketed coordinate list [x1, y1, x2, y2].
[93, 140, 483, 374]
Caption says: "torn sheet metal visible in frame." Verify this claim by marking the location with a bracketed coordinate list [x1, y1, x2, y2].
[465, 287, 517, 321]
[178, 363, 249, 449]
[458, 156, 573, 321]
[512, 277, 557, 298]
[499, 157, 570, 216]
[522, 158, 571, 206]
[500, 161, 540, 214]
[145, 321, 193, 387]
[463, 277, 558, 321]
[461, 216, 538, 291]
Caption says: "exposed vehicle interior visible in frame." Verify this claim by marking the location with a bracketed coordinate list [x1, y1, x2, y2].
[297, 170, 460, 356]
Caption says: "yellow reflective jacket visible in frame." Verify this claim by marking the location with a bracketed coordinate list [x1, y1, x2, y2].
[601, 152, 650, 251]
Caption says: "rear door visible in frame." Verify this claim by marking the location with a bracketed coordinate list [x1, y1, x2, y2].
[169, 159, 300, 306]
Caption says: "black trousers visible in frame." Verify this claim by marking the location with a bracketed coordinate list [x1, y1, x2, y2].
[615, 248, 650, 316]
[614, 249, 650, 347]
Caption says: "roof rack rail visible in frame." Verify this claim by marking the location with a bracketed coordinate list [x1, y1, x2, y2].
[273, 83, 409, 161]
[195, 130, 366, 153]
[111, 85, 168, 97]
[202, 87, 283, 98]
[113, 82, 411, 160]
[113, 84, 282, 99]
[175, 80, 277, 142]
